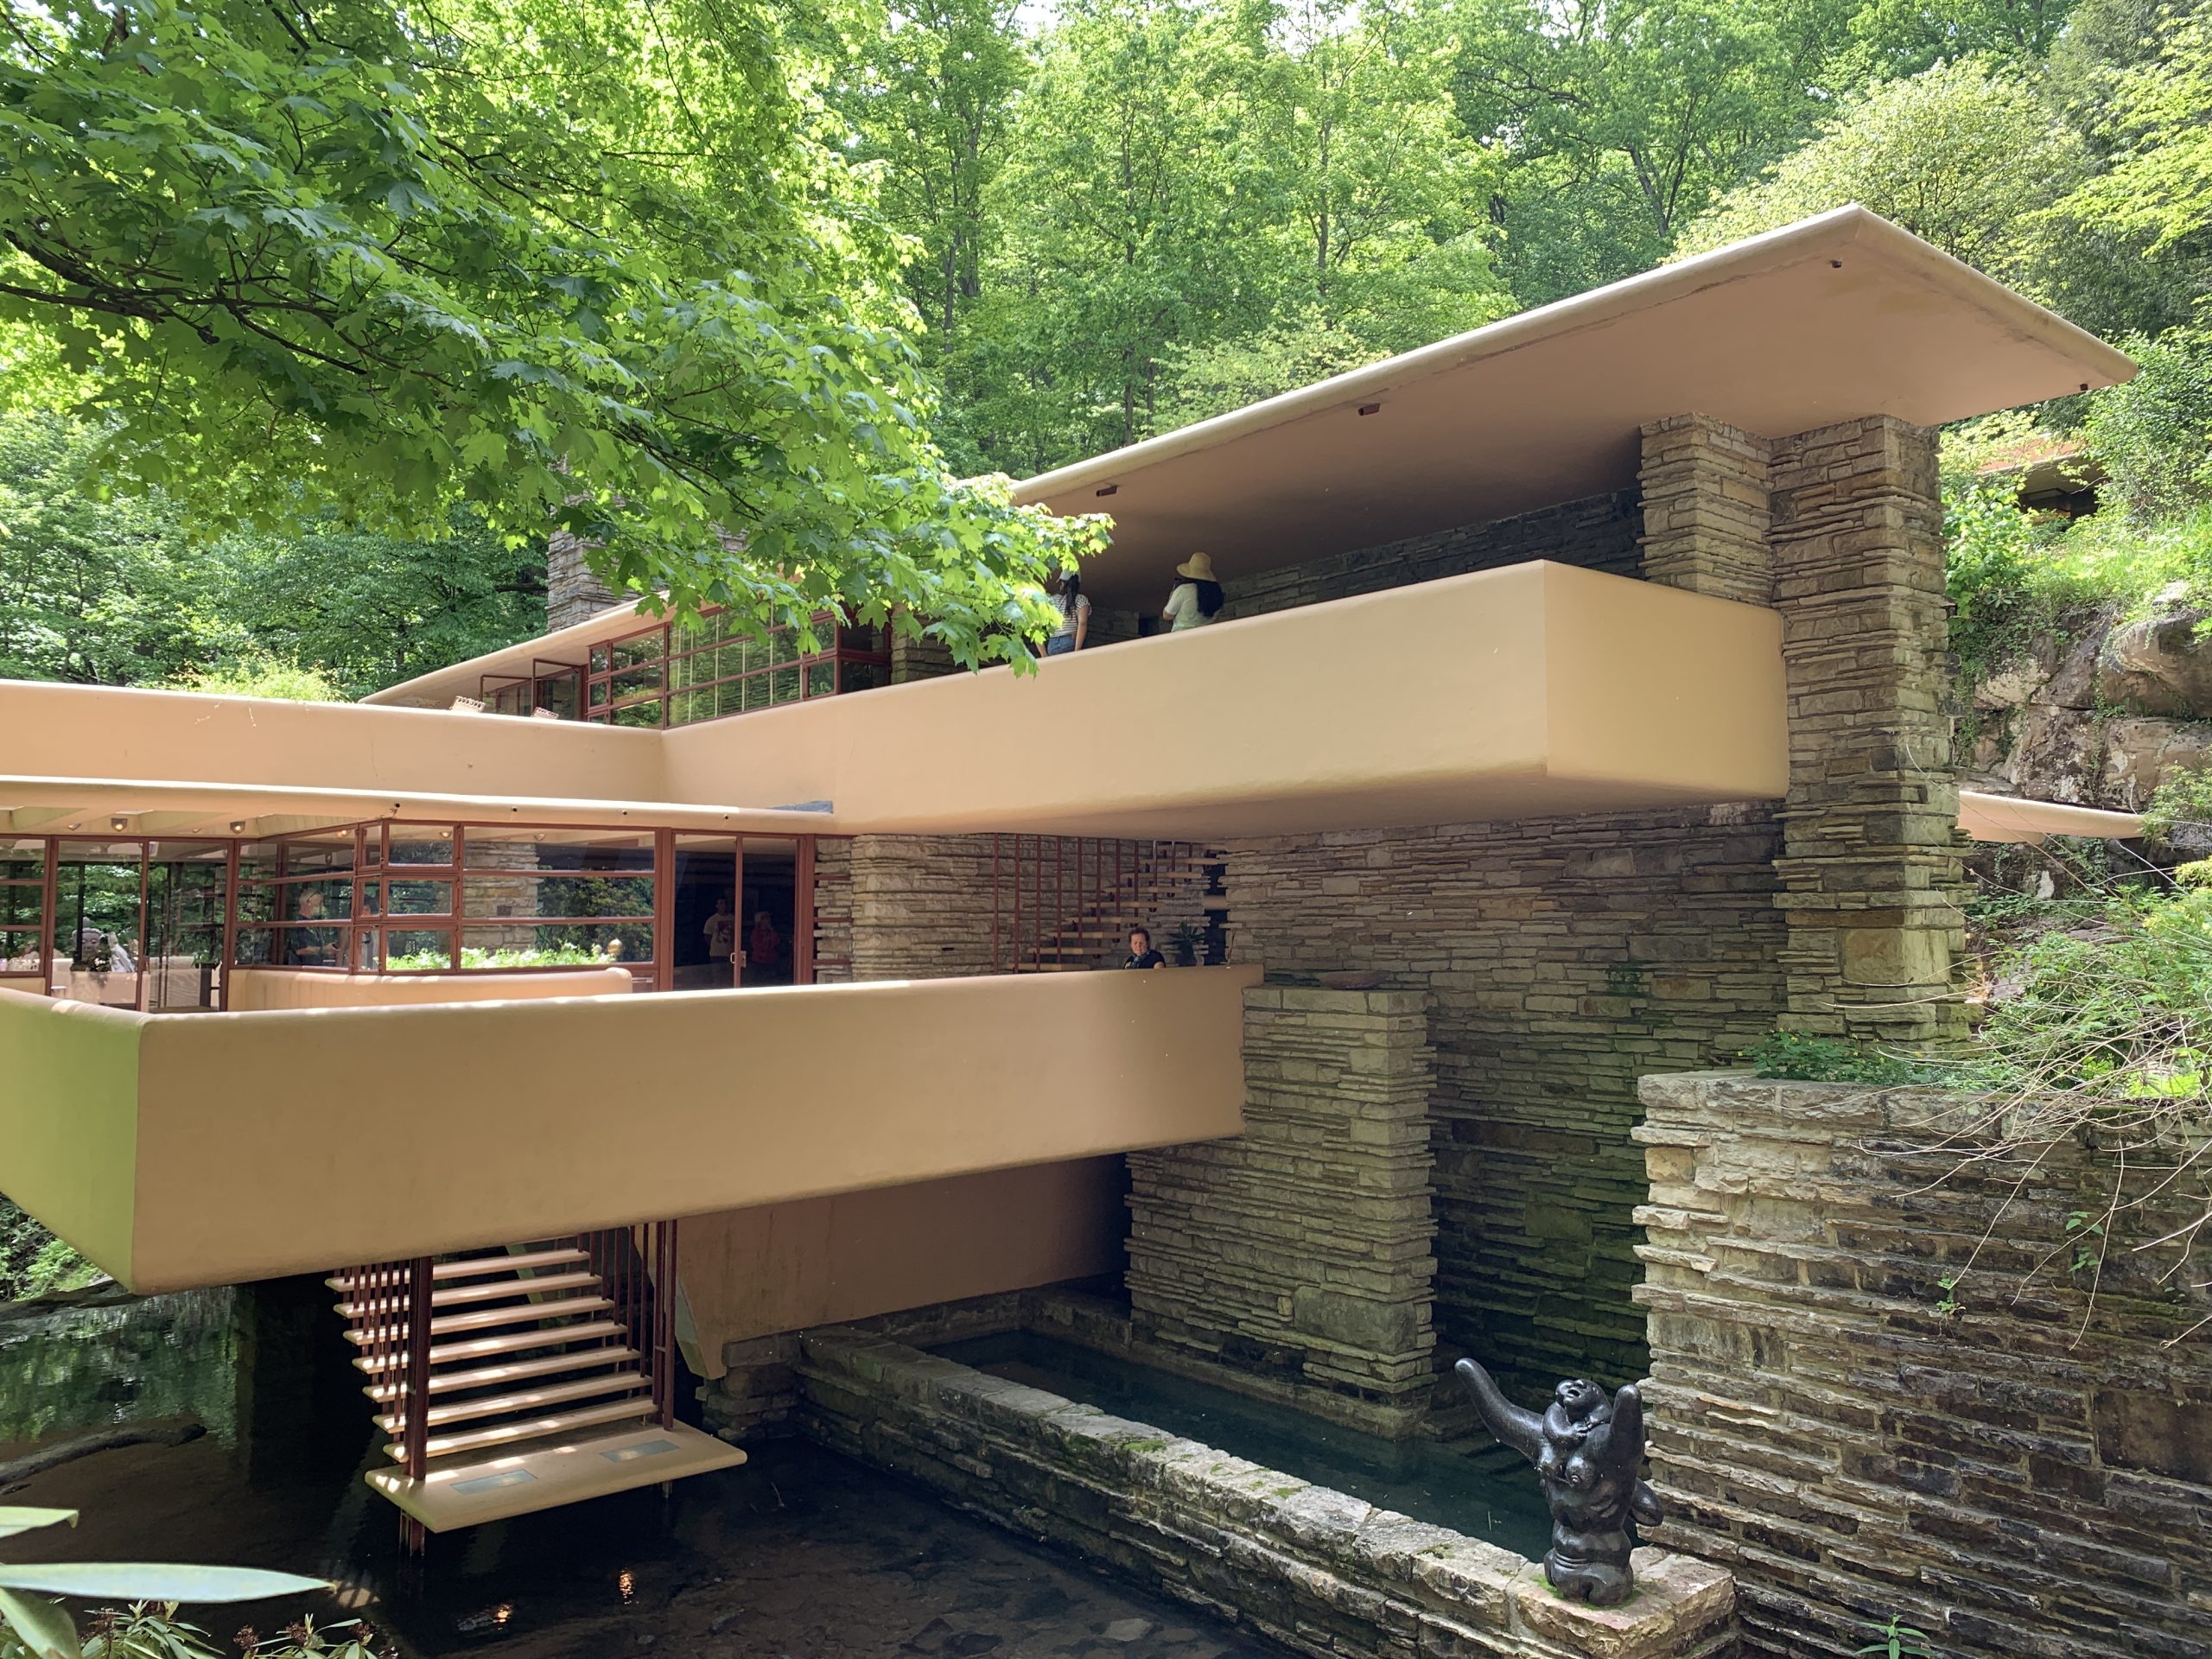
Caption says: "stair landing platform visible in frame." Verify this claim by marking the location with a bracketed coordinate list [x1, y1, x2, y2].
[365, 1421, 747, 1532]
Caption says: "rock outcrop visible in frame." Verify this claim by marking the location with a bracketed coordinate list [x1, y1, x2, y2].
[1963, 594, 2212, 810]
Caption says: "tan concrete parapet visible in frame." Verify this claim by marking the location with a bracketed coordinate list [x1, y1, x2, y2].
[0, 964, 1257, 1291]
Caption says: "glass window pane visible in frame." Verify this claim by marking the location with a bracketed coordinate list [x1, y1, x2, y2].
[840, 661, 887, 695]
[0, 884, 43, 927]
[537, 674, 581, 721]
[388, 829, 454, 868]
[0, 852, 45, 886]
[0, 931, 42, 973]
[383, 930, 453, 971]
[609, 662, 663, 701]
[385, 880, 451, 916]
[461, 925, 646, 969]
[805, 661, 835, 697]
[612, 699, 663, 728]
[770, 665, 800, 705]
[279, 837, 354, 875]
[611, 632, 663, 671]
[590, 677, 611, 709]
[232, 928, 274, 967]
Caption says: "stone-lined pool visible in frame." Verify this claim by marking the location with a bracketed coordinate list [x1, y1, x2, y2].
[935, 1328, 1552, 1558]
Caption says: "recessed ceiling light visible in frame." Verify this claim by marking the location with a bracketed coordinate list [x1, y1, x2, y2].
[1095, 484, 1118, 498]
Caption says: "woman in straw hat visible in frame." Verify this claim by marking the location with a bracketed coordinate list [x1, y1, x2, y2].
[1162, 551, 1225, 632]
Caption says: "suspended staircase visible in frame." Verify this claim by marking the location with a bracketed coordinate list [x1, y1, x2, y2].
[330, 1225, 744, 1539]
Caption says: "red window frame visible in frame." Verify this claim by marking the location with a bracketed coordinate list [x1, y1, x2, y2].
[582, 609, 890, 729]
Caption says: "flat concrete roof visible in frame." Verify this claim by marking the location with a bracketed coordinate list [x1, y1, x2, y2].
[1029, 207, 2134, 608]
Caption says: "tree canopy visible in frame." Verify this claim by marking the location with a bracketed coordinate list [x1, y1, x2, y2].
[0, 0, 1103, 666]
[9, 0, 2212, 694]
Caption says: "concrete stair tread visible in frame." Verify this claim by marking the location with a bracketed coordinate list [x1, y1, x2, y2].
[365, 1421, 746, 1533]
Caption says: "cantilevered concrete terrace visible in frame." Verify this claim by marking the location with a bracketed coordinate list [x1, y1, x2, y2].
[0, 965, 1256, 1292]
[0, 562, 1784, 841]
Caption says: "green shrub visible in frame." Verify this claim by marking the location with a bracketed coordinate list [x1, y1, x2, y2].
[2082, 327, 2212, 522]
[1743, 1031, 1919, 1085]
[382, 944, 608, 972]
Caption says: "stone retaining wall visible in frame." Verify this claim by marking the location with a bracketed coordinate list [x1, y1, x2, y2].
[1127, 987, 1439, 1431]
[1635, 1071, 2212, 1659]
[1220, 809, 1789, 1395]
[797, 1324, 1737, 1659]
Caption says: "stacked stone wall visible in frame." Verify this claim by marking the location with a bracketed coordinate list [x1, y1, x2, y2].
[1220, 490, 1640, 620]
[1220, 809, 1788, 1393]
[810, 836, 855, 982]
[1636, 1071, 2212, 1659]
[1126, 987, 1438, 1429]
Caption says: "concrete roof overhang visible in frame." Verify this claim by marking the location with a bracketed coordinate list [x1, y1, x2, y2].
[1026, 206, 2137, 609]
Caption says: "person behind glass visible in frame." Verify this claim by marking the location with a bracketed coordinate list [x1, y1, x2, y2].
[1124, 925, 1166, 969]
[704, 894, 736, 969]
[1043, 567, 1090, 657]
[283, 886, 341, 966]
[1162, 551, 1224, 632]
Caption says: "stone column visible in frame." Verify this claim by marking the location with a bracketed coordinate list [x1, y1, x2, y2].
[1126, 986, 1438, 1433]
[547, 525, 618, 631]
[1768, 416, 1965, 1044]
[1638, 413, 1775, 604]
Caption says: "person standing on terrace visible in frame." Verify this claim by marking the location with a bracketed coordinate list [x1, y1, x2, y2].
[1162, 553, 1224, 632]
[1042, 568, 1090, 657]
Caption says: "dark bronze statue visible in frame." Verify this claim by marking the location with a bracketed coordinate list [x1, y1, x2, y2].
[1453, 1358, 1663, 1606]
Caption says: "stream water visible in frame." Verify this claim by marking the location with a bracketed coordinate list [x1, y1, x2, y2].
[0, 1289, 1280, 1659]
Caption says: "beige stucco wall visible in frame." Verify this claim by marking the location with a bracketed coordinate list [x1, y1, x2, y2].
[0, 988, 139, 1284]
[227, 967, 634, 1010]
[3, 965, 1252, 1292]
[663, 562, 1787, 837]
[680, 1160, 1125, 1375]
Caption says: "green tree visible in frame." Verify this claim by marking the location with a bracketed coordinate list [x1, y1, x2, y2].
[214, 512, 547, 698]
[968, 0, 1276, 466]
[0, 0, 1103, 667]
[0, 413, 545, 696]
[840, 0, 1029, 352]
[1230, 0, 1508, 349]
[1443, 0, 1859, 303]
[0, 416, 221, 685]
[1674, 60, 2086, 280]
[1843, 0, 2080, 75]
[2057, 8, 2212, 257]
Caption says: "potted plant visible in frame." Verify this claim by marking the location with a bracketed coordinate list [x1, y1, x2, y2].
[1167, 922, 1204, 967]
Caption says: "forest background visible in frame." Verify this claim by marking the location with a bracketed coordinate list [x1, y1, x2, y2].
[6, 0, 2212, 699]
